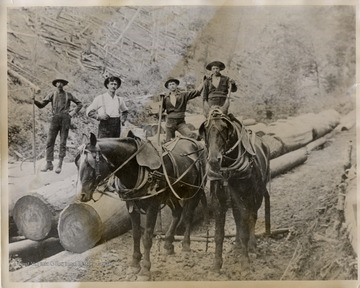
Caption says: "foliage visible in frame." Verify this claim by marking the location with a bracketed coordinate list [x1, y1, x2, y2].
[7, 6, 355, 158]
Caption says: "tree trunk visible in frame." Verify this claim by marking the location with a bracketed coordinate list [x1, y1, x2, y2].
[12, 177, 77, 241]
[270, 147, 308, 178]
[9, 237, 63, 263]
[57, 193, 131, 253]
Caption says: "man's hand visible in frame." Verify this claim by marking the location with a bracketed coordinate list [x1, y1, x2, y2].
[203, 75, 211, 81]
[97, 113, 110, 121]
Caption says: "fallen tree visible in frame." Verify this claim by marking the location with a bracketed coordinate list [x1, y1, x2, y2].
[12, 176, 77, 241]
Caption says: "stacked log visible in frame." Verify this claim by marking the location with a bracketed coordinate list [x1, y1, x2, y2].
[270, 148, 308, 178]
[57, 194, 131, 253]
[9, 237, 64, 263]
[12, 176, 77, 241]
[264, 119, 313, 153]
[261, 134, 284, 160]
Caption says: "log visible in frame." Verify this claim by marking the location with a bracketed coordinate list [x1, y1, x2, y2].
[7, 68, 41, 93]
[236, 117, 257, 126]
[270, 147, 308, 178]
[9, 237, 64, 263]
[261, 134, 285, 160]
[58, 193, 131, 253]
[12, 176, 77, 241]
[265, 120, 313, 153]
[335, 110, 356, 132]
[10, 232, 123, 282]
[306, 130, 334, 152]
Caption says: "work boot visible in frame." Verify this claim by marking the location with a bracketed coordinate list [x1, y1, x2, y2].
[55, 158, 63, 174]
[41, 161, 53, 172]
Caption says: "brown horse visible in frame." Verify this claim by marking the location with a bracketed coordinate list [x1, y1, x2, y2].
[75, 132, 207, 280]
[199, 108, 270, 273]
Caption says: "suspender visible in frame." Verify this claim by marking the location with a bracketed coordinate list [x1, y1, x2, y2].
[52, 91, 69, 114]
[101, 94, 122, 116]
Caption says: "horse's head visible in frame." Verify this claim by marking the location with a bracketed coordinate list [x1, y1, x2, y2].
[199, 109, 238, 174]
[75, 133, 112, 202]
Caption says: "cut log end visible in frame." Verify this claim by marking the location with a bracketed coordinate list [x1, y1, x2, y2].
[58, 203, 103, 253]
[12, 195, 53, 241]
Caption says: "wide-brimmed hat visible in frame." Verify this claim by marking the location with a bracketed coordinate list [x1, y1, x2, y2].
[206, 61, 226, 71]
[164, 78, 180, 88]
[104, 76, 122, 89]
[52, 79, 68, 87]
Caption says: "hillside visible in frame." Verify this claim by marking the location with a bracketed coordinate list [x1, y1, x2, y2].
[7, 5, 355, 159]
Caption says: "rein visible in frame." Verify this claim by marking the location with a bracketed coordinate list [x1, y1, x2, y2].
[85, 138, 206, 202]
[160, 144, 207, 201]
[206, 110, 254, 179]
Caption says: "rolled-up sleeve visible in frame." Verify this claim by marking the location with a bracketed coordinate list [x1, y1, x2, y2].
[184, 89, 201, 101]
[70, 94, 83, 114]
[119, 97, 128, 112]
[34, 92, 53, 108]
[86, 96, 101, 117]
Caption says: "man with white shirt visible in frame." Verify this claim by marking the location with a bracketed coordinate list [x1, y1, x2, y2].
[161, 77, 203, 142]
[87, 76, 128, 138]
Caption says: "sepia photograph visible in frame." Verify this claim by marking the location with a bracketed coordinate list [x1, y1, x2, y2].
[1, 0, 358, 286]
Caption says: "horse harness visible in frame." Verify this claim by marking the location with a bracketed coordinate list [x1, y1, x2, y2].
[83, 138, 206, 202]
[206, 109, 257, 184]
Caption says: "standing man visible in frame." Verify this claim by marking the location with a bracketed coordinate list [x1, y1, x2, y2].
[162, 77, 203, 142]
[86, 76, 129, 138]
[34, 78, 83, 173]
[202, 60, 237, 115]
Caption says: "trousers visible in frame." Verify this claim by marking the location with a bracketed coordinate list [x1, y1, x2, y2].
[98, 117, 121, 138]
[165, 118, 197, 141]
[45, 113, 71, 161]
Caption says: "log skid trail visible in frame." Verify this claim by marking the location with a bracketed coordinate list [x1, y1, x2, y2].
[9, 126, 357, 281]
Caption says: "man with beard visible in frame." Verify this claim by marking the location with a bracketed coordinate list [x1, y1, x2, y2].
[34, 78, 83, 173]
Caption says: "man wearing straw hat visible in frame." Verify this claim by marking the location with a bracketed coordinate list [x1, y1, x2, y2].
[34, 78, 83, 173]
[161, 77, 203, 142]
[202, 60, 237, 115]
[87, 76, 129, 138]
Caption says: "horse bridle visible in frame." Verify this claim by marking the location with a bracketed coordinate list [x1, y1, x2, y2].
[205, 111, 242, 160]
[77, 140, 143, 202]
[205, 110, 253, 179]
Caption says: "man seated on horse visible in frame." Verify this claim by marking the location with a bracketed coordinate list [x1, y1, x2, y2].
[202, 61, 237, 115]
[161, 77, 203, 142]
[86, 76, 129, 138]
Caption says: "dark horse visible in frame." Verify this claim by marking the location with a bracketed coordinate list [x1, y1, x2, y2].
[199, 108, 270, 272]
[75, 132, 207, 280]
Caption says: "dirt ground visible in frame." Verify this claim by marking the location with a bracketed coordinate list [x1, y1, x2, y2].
[11, 126, 355, 282]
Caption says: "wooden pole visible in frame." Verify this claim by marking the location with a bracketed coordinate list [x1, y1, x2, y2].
[156, 95, 164, 147]
[32, 89, 36, 174]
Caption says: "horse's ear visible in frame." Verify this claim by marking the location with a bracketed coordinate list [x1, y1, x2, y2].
[198, 122, 206, 140]
[127, 130, 136, 138]
[90, 133, 97, 146]
[127, 130, 141, 140]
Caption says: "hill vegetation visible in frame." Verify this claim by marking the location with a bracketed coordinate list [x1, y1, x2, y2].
[7, 5, 355, 159]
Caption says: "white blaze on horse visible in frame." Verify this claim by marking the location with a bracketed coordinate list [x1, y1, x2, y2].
[75, 132, 207, 280]
[199, 108, 271, 273]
